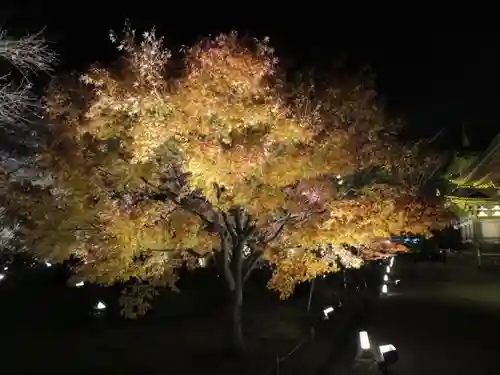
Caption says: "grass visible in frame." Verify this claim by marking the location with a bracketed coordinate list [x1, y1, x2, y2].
[0, 275, 314, 374]
[0, 265, 383, 374]
[2, 304, 308, 374]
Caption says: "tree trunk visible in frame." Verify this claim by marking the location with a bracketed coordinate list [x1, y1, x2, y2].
[232, 237, 245, 353]
[307, 277, 315, 313]
[306, 277, 316, 339]
[232, 282, 245, 352]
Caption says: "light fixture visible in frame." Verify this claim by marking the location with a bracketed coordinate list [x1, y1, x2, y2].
[95, 301, 106, 310]
[379, 344, 396, 355]
[395, 279, 400, 285]
[45, 261, 52, 267]
[390, 257, 395, 267]
[0, 273, 5, 281]
[323, 306, 334, 319]
[383, 274, 389, 281]
[386, 266, 391, 273]
[75, 281, 84, 287]
[379, 344, 399, 370]
[359, 331, 370, 350]
[381, 284, 388, 294]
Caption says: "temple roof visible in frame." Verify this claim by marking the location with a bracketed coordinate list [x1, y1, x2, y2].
[452, 132, 500, 187]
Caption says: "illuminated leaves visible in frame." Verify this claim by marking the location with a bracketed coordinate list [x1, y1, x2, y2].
[267, 250, 340, 299]
[5, 25, 452, 315]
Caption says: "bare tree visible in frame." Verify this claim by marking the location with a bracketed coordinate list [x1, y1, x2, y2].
[0, 28, 56, 153]
[0, 28, 56, 253]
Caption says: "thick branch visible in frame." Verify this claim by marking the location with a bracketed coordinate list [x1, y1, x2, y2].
[233, 208, 243, 233]
[142, 176, 219, 230]
[259, 214, 291, 244]
[222, 212, 238, 244]
[243, 250, 262, 283]
[220, 232, 235, 291]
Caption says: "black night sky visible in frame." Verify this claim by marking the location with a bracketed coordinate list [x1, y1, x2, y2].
[3, 3, 500, 150]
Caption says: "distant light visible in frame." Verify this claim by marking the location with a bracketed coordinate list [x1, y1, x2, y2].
[0, 273, 5, 281]
[382, 284, 388, 294]
[383, 274, 389, 281]
[45, 261, 52, 267]
[3, 266, 7, 271]
[338, 180, 343, 185]
[386, 266, 390, 273]
[359, 331, 370, 350]
[75, 281, 84, 287]
[95, 301, 106, 310]
[336, 175, 341, 179]
[380, 344, 397, 355]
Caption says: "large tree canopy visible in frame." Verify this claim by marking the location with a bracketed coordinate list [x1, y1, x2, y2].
[5, 28, 449, 315]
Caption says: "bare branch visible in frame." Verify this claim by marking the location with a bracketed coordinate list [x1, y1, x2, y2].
[0, 28, 56, 74]
[0, 28, 56, 126]
[0, 75, 39, 123]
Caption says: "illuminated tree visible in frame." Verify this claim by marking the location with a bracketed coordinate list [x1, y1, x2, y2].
[7, 27, 449, 350]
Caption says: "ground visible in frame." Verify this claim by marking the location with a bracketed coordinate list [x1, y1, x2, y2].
[2, 254, 499, 374]
[0, 269, 313, 374]
[368, 253, 500, 375]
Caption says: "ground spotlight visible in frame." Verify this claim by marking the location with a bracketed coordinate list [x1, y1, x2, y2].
[92, 300, 107, 319]
[323, 306, 334, 319]
[359, 331, 370, 350]
[378, 344, 399, 372]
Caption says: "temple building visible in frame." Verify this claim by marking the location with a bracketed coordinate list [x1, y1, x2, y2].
[445, 130, 500, 262]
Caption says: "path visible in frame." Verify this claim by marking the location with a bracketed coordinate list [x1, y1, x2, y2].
[369, 254, 500, 375]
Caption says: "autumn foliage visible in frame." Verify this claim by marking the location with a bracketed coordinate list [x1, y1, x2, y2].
[5, 27, 450, 316]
